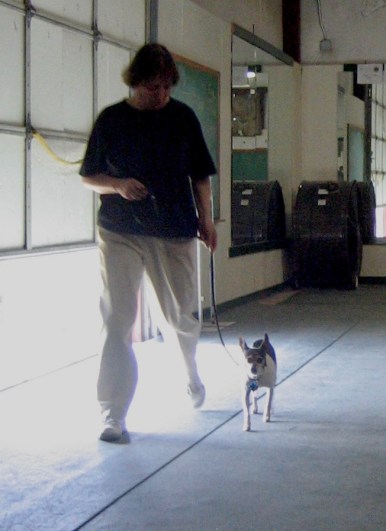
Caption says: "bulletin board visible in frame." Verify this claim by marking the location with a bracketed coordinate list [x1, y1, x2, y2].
[172, 56, 220, 219]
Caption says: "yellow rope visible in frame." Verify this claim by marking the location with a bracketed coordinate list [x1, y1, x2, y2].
[32, 130, 84, 166]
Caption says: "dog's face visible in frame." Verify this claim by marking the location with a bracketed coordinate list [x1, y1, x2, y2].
[239, 334, 269, 380]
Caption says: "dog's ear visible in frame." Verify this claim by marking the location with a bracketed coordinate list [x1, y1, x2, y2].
[264, 333, 269, 343]
[239, 337, 248, 352]
[252, 338, 264, 349]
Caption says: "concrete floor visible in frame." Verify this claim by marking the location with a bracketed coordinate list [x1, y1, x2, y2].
[1, 285, 386, 530]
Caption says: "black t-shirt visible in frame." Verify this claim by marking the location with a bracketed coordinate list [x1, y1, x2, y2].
[80, 98, 216, 238]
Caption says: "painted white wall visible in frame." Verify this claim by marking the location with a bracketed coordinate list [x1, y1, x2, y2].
[267, 64, 300, 218]
[301, 65, 342, 182]
[361, 244, 386, 276]
[301, 0, 386, 64]
[292, 63, 303, 212]
[190, 0, 283, 49]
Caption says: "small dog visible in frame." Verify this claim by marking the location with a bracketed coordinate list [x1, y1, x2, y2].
[239, 333, 277, 431]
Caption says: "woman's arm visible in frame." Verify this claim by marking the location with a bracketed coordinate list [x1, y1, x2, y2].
[192, 177, 217, 252]
[82, 174, 148, 201]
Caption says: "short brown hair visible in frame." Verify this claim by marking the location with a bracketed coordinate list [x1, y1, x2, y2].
[122, 43, 179, 88]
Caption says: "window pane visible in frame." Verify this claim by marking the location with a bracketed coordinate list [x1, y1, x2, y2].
[33, 0, 92, 28]
[98, 0, 145, 45]
[97, 42, 131, 112]
[0, 134, 25, 250]
[31, 19, 93, 134]
[31, 138, 94, 247]
[0, 8, 24, 124]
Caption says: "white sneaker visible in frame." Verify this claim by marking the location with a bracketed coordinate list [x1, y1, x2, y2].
[99, 419, 129, 443]
[187, 383, 206, 409]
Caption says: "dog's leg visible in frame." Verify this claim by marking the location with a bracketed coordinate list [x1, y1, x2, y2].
[252, 390, 259, 415]
[263, 387, 274, 422]
[243, 386, 251, 431]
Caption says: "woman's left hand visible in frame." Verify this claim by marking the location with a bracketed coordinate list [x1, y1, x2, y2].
[198, 218, 217, 252]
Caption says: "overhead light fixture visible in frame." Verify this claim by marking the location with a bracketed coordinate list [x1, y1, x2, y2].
[246, 67, 255, 79]
[246, 65, 261, 79]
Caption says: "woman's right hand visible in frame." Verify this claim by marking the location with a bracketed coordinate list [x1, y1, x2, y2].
[82, 174, 149, 200]
[114, 178, 149, 201]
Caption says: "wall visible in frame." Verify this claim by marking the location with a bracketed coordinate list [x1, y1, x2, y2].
[158, 0, 294, 306]
[5, 0, 382, 394]
[301, 0, 386, 64]
[268, 64, 301, 219]
[301, 65, 342, 182]
[0, 0, 292, 389]
[190, 0, 283, 49]
[4, 1, 382, 395]
[361, 244, 386, 277]
[300, 0, 386, 277]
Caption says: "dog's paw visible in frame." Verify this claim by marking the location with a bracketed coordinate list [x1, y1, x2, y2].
[243, 421, 251, 431]
[263, 415, 271, 423]
[252, 407, 258, 415]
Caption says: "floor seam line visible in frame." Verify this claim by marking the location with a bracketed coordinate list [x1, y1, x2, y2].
[274, 320, 359, 388]
[73, 320, 360, 530]
[73, 410, 241, 530]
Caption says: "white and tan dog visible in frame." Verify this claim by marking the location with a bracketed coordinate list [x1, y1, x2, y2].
[239, 334, 277, 431]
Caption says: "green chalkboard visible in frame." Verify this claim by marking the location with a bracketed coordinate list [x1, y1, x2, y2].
[172, 57, 220, 219]
[232, 150, 268, 181]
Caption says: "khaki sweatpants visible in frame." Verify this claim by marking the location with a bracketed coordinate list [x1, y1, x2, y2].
[97, 228, 202, 424]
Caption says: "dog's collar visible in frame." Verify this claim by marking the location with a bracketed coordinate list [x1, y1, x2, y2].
[248, 379, 259, 391]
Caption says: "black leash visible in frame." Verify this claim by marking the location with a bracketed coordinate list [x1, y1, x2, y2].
[209, 251, 241, 366]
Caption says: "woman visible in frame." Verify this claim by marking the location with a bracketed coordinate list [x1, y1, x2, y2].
[80, 43, 217, 442]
